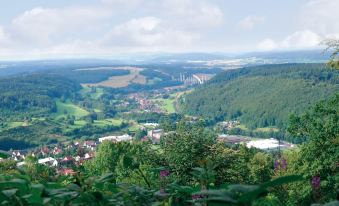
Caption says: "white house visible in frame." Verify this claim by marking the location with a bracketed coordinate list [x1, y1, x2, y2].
[38, 157, 58, 167]
[99, 134, 132, 143]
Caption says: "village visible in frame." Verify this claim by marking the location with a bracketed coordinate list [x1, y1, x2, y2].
[5, 124, 166, 176]
[4, 119, 294, 177]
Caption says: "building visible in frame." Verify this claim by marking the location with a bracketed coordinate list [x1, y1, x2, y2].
[99, 134, 132, 143]
[38, 157, 58, 167]
[246, 138, 294, 150]
[217, 134, 249, 144]
[143, 123, 159, 127]
[147, 129, 164, 143]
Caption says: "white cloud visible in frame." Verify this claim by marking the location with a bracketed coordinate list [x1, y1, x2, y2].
[0, 26, 9, 45]
[237, 16, 265, 31]
[257, 38, 277, 50]
[257, 30, 322, 51]
[161, 0, 224, 29]
[281, 30, 321, 48]
[102, 0, 141, 6]
[300, 0, 339, 36]
[103, 16, 196, 49]
[106, 17, 163, 45]
[10, 6, 110, 46]
[0, 0, 223, 58]
[5, 0, 338, 58]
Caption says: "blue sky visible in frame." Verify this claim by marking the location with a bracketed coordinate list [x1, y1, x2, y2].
[0, 0, 338, 59]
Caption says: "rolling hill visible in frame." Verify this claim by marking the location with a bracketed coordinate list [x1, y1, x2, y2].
[180, 63, 339, 129]
[0, 74, 81, 118]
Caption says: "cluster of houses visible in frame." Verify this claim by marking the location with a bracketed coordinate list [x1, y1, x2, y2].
[128, 92, 167, 113]
[217, 120, 240, 131]
[7, 129, 167, 175]
[11, 141, 98, 175]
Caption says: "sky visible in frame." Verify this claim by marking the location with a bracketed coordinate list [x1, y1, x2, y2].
[0, 0, 338, 59]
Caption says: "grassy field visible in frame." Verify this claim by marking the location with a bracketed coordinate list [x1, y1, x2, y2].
[81, 86, 104, 99]
[83, 68, 147, 88]
[161, 98, 176, 113]
[147, 77, 162, 85]
[254, 127, 280, 132]
[53, 100, 89, 119]
[127, 120, 140, 132]
[152, 97, 176, 113]
[93, 118, 123, 127]
[8, 121, 27, 128]
[0, 121, 27, 131]
[235, 124, 249, 131]
[71, 119, 123, 128]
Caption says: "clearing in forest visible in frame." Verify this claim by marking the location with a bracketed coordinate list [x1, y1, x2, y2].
[83, 67, 147, 88]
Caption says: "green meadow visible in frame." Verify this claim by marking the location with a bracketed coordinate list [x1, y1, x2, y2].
[53, 100, 90, 119]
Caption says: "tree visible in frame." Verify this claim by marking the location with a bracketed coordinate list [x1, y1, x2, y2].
[23, 155, 55, 182]
[248, 152, 273, 184]
[160, 123, 216, 184]
[208, 143, 254, 185]
[288, 94, 339, 204]
[134, 129, 147, 140]
[323, 38, 339, 70]
[0, 159, 17, 174]
[84, 141, 119, 176]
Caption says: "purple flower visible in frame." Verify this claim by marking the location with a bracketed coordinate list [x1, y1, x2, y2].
[192, 194, 203, 200]
[274, 158, 287, 172]
[311, 176, 321, 189]
[281, 158, 287, 170]
[160, 170, 170, 177]
[274, 160, 280, 171]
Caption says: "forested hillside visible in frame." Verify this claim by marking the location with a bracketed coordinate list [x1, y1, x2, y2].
[180, 63, 339, 129]
[0, 74, 81, 118]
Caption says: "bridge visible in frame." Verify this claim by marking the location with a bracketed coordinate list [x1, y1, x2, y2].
[192, 74, 204, 84]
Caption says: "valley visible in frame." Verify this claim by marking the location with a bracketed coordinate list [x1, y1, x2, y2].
[0, 62, 337, 150]
[0, 58, 338, 206]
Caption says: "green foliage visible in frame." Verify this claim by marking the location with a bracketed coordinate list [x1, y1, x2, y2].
[23, 155, 56, 182]
[208, 144, 253, 185]
[0, 74, 80, 118]
[85, 141, 163, 189]
[248, 152, 273, 184]
[286, 94, 339, 204]
[160, 122, 216, 184]
[0, 159, 17, 174]
[192, 175, 303, 206]
[323, 39, 339, 70]
[84, 141, 120, 176]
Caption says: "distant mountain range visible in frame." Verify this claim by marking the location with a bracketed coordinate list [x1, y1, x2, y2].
[0, 49, 331, 77]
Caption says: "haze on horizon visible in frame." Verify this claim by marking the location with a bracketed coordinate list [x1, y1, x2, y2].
[0, 0, 338, 60]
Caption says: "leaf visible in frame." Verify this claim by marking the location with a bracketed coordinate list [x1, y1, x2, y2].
[239, 175, 303, 204]
[98, 173, 115, 183]
[194, 190, 237, 203]
[323, 201, 339, 206]
[1, 189, 18, 198]
[67, 184, 81, 192]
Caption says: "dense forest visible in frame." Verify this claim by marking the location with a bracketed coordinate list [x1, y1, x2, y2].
[56, 69, 130, 84]
[180, 63, 339, 129]
[0, 74, 81, 118]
